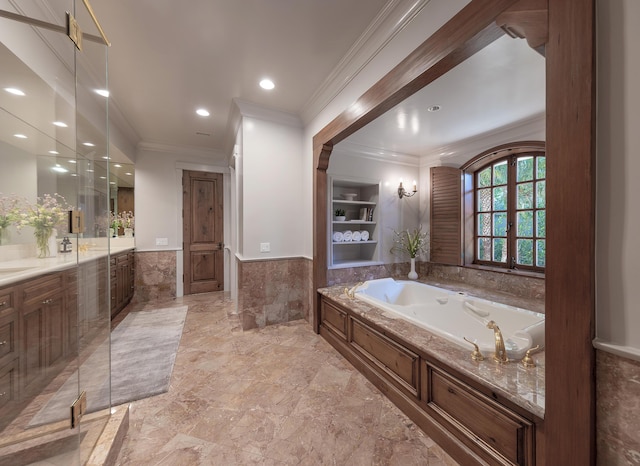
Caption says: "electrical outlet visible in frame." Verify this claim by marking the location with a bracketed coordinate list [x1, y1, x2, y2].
[260, 242, 270, 253]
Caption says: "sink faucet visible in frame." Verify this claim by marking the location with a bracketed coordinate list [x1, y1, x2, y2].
[486, 320, 508, 364]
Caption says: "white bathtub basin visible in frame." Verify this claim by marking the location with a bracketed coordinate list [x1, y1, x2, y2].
[354, 278, 545, 360]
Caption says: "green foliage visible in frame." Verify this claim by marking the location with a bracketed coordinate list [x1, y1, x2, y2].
[391, 227, 429, 259]
[334, 208, 345, 217]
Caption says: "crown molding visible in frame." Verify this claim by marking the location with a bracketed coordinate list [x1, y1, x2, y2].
[421, 112, 546, 167]
[137, 140, 226, 161]
[332, 140, 420, 167]
[299, 0, 431, 125]
[233, 99, 302, 128]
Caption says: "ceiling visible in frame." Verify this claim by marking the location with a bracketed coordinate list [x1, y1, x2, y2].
[343, 35, 545, 159]
[88, 0, 389, 157]
[1, 1, 545, 172]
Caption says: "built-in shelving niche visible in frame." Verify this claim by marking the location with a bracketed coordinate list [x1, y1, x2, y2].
[329, 177, 382, 269]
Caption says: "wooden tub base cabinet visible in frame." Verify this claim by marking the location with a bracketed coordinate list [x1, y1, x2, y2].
[319, 294, 543, 466]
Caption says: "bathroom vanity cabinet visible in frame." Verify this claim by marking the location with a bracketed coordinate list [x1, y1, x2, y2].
[319, 294, 542, 466]
[0, 249, 135, 429]
[111, 251, 135, 318]
[329, 177, 381, 269]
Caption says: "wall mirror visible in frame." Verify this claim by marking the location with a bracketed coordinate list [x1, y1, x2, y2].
[0, 41, 134, 244]
[329, 35, 546, 202]
[330, 33, 545, 254]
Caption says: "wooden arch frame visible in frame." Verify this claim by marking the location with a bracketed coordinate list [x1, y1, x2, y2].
[312, 1, 595, 464]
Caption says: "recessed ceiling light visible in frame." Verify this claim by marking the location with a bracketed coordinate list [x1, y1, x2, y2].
[68, 159, 77, 164]
[259, 79, 275, 90]
[109, 181, 116, 185]
[49, 150, 60, 155]
[196, 108, 210, 117]
[4, 87, 25, 96]
[102, 156, 110, 160]
[14, 134, 27, 139]
[99, 176, 106, 179]
[70, 173, 77, 177]
[83, 142, 95, 147]
[95, 89, 109, 97]
[52, 164, 68, 173]
[53, 121, 68, 127]
[427, 105, 442, 112]
[125, 172, 132, 176]
[86, 169, 94, 172]
[114, 164, 122, 168]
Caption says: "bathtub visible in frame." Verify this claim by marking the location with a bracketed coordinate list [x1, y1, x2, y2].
[353, 278, 545, 360]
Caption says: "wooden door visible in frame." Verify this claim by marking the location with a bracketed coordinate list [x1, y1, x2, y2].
[183, 170, 224, 294]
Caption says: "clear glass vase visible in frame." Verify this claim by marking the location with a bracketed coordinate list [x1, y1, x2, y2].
[35, 227, 56, 258]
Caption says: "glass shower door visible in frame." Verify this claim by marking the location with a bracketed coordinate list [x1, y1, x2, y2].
[0, 1, 112, 463]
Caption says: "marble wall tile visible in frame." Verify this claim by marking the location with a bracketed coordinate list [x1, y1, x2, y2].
[326, 261, 544, 306]
[423, 263, 545, 302]
[237, 257, 311, 330]
[133, 251, 177, 303]
[596, 350, 640, 465]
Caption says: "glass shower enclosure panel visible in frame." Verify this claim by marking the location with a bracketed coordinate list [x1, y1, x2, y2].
[0, 1, 111, 463]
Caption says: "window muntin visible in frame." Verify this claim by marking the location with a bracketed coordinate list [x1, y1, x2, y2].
[474, 153, 546, 271]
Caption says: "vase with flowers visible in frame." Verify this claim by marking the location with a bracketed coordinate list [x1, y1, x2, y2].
[16, 194, 71, 258]
[0, 194, 20, 245]
[109, 211, 121, 238]
[118, 211, 134, 237]
[391, 226, 429, 280]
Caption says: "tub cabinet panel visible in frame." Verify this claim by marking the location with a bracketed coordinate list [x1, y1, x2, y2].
[424, 364, 534, 465]
[349, 318, 419, 397]
[320, 300, 347, 340]
[318, 293, 540, 466]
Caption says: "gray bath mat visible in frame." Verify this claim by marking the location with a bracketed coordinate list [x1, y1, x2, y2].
[28, 306, 188, 427]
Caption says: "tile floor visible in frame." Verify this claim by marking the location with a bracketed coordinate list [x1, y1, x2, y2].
[114, 292, 459, 465]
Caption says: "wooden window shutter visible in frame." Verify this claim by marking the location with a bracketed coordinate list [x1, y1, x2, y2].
[430, 166, 462, 265]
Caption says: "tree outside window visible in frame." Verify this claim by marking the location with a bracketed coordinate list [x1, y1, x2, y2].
[474, 152, 546, 272]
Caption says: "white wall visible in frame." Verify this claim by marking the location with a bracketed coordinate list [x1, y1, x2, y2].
[301, 0, 471, 258]
[240, 115, 304, 259]
[135, 146, 229, 251]
[594, 0, 640, 358]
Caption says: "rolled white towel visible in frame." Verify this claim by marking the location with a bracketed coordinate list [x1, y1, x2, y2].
[343, 230, 353, 242]
[352, 231, 362, 241]
[333, 231, 344, 242]
[360, 230, 369, 241]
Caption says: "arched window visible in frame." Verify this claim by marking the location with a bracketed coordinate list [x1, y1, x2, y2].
[465, 143, 546, 272]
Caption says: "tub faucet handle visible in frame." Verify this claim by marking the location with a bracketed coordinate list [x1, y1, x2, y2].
[344, 282, 364, 299]
[486, 320, 509, 364]
[521, 345, 540, 368]
[463, 337, 485, 361]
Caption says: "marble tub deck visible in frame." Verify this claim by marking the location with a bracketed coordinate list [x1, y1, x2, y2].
[114, 292, 458, 465]
[319, 282, 546, 420]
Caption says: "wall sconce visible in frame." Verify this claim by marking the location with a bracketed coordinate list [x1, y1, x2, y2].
[398, 179, 417, 198]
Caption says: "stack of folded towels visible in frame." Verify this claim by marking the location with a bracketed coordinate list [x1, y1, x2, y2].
[332, 230, 370, 242]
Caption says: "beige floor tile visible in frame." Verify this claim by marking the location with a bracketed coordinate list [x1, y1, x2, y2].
[114, 291, 459, 465]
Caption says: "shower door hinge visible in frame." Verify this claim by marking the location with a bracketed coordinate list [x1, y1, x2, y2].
[70, 390, 87, 429]
[67, 12, 83, 50]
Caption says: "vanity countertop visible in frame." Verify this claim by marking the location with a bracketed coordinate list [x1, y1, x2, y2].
[0, 239, 135, 287]
[318, 282, 545, 420]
